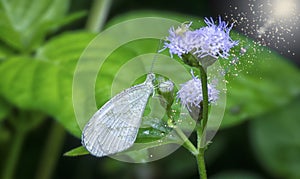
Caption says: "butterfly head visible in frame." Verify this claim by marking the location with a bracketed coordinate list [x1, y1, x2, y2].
[146, 73, 155, 84]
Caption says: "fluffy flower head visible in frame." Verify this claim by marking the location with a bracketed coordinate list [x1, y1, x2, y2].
[177, 75, 219, 111]
[163, 17, 238, 60]
[162, 22, 198, 57]
[194, 17, 238, 59]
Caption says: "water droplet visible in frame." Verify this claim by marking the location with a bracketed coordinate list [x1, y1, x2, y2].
[143, 130, 150, 135]
[240, 47, 247, 55]
[230, 57, 239, 64]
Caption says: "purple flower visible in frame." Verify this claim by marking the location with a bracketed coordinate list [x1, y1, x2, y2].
[177, 75, 219, 112]
[162, 22, 199, 58]
[163, 17, 238, 60]
[194, 17, 238, 59]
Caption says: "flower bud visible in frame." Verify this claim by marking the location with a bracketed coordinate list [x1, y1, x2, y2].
[158, 80, 175, 109]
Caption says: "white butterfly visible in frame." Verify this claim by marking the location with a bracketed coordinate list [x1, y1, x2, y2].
[82, 73, 155, 157]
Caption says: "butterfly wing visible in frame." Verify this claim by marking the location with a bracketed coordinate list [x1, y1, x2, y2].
[82, 83, 153, 157]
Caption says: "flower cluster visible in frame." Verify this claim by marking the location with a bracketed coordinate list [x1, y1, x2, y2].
[163, 16, 238, 60]
[177, 75, 219, 112]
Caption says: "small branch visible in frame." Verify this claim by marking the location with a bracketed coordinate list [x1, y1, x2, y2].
[35, 122, 66, 179]
[196, 148, 207, 179]
[85, 0, 112, 32]
[1, 130, 26, 179]
[174, 126, 198, 155]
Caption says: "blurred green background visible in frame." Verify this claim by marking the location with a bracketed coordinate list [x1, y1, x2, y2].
[0, 0, 299, 178]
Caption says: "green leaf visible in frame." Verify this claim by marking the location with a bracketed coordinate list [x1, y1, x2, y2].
[53, 10, 87, 30]
[120, 149, 149, 163]
[0, 32, 95, 136]
[221, 35, 300, 127]
[0, 43, 14, 61]
[249, 98, 300, 178]
[0, 0, 81, 51]
[137, 113, 178, 143]
[64, 146, 89, 157]
[65, 134, 181, 158]
[36, 31, 95, 69]
[0, 56, 79, 134]
[136, 127, 169, 143]
[113, 135, 181, 163]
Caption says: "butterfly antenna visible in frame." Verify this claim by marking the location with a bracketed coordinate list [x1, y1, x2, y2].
[149, 39, 164, 73]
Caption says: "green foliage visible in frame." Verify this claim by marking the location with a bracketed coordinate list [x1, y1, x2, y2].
[250, 97, 300, 178]
[0, 0, 85, 52]
[0, 0, 93, 136]
[0, 32, 95, 136]
[64, 146, 89, 156]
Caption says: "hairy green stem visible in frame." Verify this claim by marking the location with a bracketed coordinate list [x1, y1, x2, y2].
[35, 122, 66, 179]
[182, 54, 209, 178]
[199, 65, 208, 136]
[1, 130, 26, 179]
[196, 148, 207, 179]
[197, 65, 209, 179]
[196, 122, 207, 179]
[85, 0, 112, 32]
[196, 123, 202, 150]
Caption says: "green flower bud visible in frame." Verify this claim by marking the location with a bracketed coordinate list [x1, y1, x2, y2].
[158, 80, 175, 110]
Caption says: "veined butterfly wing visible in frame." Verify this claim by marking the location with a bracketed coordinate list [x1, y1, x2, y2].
[82, 73, 155, 157]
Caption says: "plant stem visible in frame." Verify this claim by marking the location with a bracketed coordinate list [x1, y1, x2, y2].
[35, 122, 66, 179]
[85, 0, 112, 32]
[196, 65, 209, 179]
[196, 123, 202, 150]
[196, 148, 207, 179]
[1, 130, 26, 179]
[195, 122, 208, 179]
[182, 54, 209, 178]
[199, 65, 208, 137]
[174, 126, 198, 155]
[166, 106, 198, 155]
